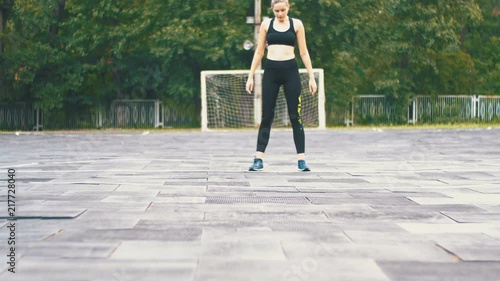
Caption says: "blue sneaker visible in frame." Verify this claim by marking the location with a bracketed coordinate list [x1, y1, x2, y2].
[249, 158, 264, 171]
[298, 160, 311, 172]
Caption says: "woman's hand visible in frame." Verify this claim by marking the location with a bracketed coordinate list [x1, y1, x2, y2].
[246, 77, 254, 94]
[309, 78, 317, 95]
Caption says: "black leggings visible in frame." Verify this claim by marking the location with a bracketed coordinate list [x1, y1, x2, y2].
[256, 59, 305, 154]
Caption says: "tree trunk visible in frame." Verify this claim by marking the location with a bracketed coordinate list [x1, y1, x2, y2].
[0, 0, 15, 98]
[460, 26, 468, 49]
[0, 9, 3, 98]
[0, 8, 4, 54]
[0, 4, 9, 98]
[0, 0, 15, 53]
[49, 0, 66, 36]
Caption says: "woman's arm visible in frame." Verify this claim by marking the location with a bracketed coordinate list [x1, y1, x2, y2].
[295, 19, 317, 95]
[246, 19, 270, 94]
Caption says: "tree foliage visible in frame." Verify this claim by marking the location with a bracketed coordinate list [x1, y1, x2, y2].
[0, 0, 498, 125]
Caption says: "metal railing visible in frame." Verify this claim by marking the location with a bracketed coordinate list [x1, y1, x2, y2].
[477, 96, 500, 121]
[351, 95, 401, 125]
[412, 95, 475, 124]
[107, 100, 159, 128]
[346, 95, 500, 125]
[0, 100, 198, 131]
[0, 103, 34, 131]
[1, 96, 499, 130]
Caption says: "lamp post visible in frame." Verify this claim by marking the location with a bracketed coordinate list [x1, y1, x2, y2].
[244, 0, 263, 126]
[253, 0, 262, 126]
[254, 0, 261, 44]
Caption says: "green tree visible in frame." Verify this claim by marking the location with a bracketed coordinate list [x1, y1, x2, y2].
[0, 0, 15, 98]
[1, 0, 252, 117]
[1, 0, 80, 110]
[353, 0, 481, 122]
[63, 0, 251, 123]
[464, 0, 500, 95]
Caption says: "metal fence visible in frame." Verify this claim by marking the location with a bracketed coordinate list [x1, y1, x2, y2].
[0, 103, 36, 131]
[163, 104, 196, 128]
[347, 95, 500, 125]
[39, 100, 161, 130]
[1, 96, 499, 130]
[107, 100, 159, 128]
[478, 96, 500, 122]
[351, 95, 401, 125]
[0, 100, 197, 131]
[412, 95, 475, 124]
[325, 103, 351, 127]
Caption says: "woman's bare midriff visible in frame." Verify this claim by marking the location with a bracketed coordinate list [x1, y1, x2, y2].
[267, 45, 295, 61]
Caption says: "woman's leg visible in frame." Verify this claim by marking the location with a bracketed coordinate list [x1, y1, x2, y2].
[256, 68, 281, 153]
[283, 68, 305, 154]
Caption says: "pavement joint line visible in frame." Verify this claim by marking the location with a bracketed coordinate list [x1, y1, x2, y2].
[439, 212, 462, 223]
[0, 163, 40, 168]
[434, 243, 464, 262]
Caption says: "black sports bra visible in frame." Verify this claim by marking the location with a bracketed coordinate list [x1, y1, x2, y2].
[266, 17, 296, 47]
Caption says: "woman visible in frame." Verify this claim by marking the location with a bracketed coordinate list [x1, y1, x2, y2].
[246, 0, 317, 171]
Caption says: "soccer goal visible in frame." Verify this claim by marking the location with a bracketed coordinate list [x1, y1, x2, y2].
[201, 68, 325, 131]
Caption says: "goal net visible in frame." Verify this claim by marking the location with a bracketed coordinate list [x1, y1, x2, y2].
[201, 69, 325, 131]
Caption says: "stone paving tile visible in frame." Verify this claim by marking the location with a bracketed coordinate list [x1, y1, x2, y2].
[17, 217, 140, 230]
[469, 186, 500, 194]
[256, 191, 354, 198]
[16, 230, 61, 243]
[441, 211, 500, 223]
[135, 219, 261, 229]
[486, 232, 500, 240]
[344, 230, 433, 244]
[37, 200, 150, 211]
[0, 208, 86, 219]
[308, 196, 417, 205]
[196, 258, 391, 281]
[281, 240, 455, 262]
[111, 241, 201, 261]
[369, 203, 488, 213]
[0, 258, 197, 281]
[324, 209, 455, 223]
[478, 205, 500, 212]
[201, 239, 287, 261]
[205, 196, 310, 204]
[61, 189, 160, 197]
[0, 199, 45, 209]
[350, 191, 450, 198]
[49, 228, 203, 243]
[424, 233, 500, 261]
[397, 222, 500, 234]
[78, 209, 206, 221]
[378, 261, 500, 281]
[334, 221, 408, 232]
[207, 185, 299, 192]
[204, 211, 329, 222]
[1, 128, 500, 280]
[21, 242, 119, 259]
[408, 193, 500, 205]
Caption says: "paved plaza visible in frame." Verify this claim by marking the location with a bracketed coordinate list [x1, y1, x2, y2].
[1, 127, 500, 281]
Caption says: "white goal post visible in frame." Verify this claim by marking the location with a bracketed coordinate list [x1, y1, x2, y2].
[201, 69, 326, 131]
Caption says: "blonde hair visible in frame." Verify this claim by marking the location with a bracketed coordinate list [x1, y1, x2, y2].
[271, 0, 289, 7]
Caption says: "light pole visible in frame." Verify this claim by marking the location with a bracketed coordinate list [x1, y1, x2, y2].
[244, 1, 263, 126]
[253, 0, 262, 126]
[254, 0, 261, 44]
